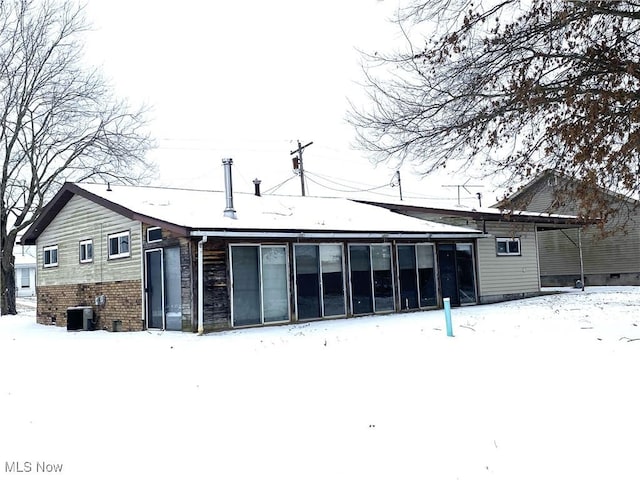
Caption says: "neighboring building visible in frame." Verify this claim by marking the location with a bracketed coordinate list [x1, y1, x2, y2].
[355, 199, 583, 303]
[21, 173, 493, 332]
[497, 170, 640, 287]
[14, 245, 36, 297]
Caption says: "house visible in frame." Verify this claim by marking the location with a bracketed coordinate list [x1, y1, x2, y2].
[21, 161, 496, 333]
[496, 170, 640, 286]
[355, 199, 583, 303]
[14, 244, 36, 297]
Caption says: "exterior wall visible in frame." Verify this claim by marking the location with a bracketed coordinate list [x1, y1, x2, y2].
[201, 240, 231, 331]
[37, 280, 143, 331]
[35, 194, 144, 330]
[475, 221, 541, 302]
[510, 178, 640, 286]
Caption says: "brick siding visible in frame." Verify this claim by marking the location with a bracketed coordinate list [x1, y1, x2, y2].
[37, 280, 143, 331]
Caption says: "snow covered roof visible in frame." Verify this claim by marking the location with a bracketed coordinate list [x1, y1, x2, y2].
[354, 197, 582, 226]
[21, 182, 483, 243]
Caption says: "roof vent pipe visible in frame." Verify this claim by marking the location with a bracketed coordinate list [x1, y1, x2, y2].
[253, 178, 262, 197]
[222, 158, 237, 219]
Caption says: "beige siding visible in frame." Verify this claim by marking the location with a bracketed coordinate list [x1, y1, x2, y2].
[37, 195, 142, 286]
[475, 222, 540, 296]
[539, 224, 640, 276]
[517, 179, 640, 277]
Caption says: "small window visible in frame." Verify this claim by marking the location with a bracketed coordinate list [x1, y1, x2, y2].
[43, 245, 58, 267]
[79, 239, 93, 263]
[108, 231, 130, 259]
[496, 237, 521, 256]
[147, 227, 162, 243]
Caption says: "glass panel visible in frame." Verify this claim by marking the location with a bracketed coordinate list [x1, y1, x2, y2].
[110, 237, 119, 256]
[372, 245, 394, 312]
[320, 245, 345, 316]
[231, 246, 261, 326]
[146, 250, 164, 329]
[51, 249, 57, 264]
[20, 269, 30, 288]
[120, 235, 130, 254]
[164, 247, 182, 331]
[456, 244, 477, 304]
[438, 244, 459, 306]
[508, 240, 519, 254]
[262, 247, 289, 323]
[497, 241, 507, 254]
[295, 245, 321, 319]
[417, 244, 437, 307]
[349, 245, 373, 314]
[398, 245, 418, 309]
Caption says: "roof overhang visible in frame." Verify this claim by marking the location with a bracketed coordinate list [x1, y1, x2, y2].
[189, 230, 488, 240]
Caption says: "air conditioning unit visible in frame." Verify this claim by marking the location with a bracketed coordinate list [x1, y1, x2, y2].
[67, 306, 94, 331]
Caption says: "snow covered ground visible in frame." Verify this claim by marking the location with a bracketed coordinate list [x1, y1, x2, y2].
[2, 287, 640, 479]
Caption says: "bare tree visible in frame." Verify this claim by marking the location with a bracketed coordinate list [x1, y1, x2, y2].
[1, 0, 154, 315]
[350, 0, 640, 222]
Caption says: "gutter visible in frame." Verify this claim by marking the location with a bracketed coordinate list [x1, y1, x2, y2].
[189, 230, 489, 239]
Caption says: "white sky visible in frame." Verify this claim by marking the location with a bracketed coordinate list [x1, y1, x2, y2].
[82, 0, 498, 206]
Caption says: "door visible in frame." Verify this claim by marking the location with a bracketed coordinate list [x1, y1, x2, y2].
[146, 249, 164, 329]
[437, 244, 460, 306]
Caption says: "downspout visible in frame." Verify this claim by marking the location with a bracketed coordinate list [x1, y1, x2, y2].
[197, 235, 208, 334]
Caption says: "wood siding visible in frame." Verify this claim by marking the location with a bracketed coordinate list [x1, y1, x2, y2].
[37, 195, 142, 286]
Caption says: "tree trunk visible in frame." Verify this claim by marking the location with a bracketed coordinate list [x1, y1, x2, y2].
[1, 252, 17, 315]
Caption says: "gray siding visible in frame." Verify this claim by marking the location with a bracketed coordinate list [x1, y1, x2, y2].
[37, 195, 142, 286]
[510, 177, 640, 283]
[475, 222, 540, 297]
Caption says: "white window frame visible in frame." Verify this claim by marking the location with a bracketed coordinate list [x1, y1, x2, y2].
[496, 237, 521, 256]
[108, 231, 131, 260]
[79, 239, 93, 263]
[147, 227, 162, 243]
[43, 245, 58, 268]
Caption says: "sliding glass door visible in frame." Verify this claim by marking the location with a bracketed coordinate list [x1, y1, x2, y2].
[230, 245, 289, 327]
[348, 244, 394, 315]
[294, 244, 346, 320]
[397, 244, 437, 310]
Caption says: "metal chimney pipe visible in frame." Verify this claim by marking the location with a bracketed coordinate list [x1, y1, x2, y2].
[253, 178, 262, 197]
[222, 158, 237, 219]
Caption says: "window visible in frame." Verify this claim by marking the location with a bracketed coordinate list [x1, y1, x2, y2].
[43, 245, 58, 267]
[496, 237, 521, 256]
[79, 239, 93, 263]
[20, 269, 30, 288]
[108, 231, 130, 259]
[147, 227, 162, 243]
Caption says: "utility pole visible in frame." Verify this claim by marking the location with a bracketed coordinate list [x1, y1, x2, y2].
[392, 170, 403, 201]
[290, 140, 313, 196]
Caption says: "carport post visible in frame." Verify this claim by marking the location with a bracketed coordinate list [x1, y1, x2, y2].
[444, 297, 454, 337]
[578, 228, 585, 292]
